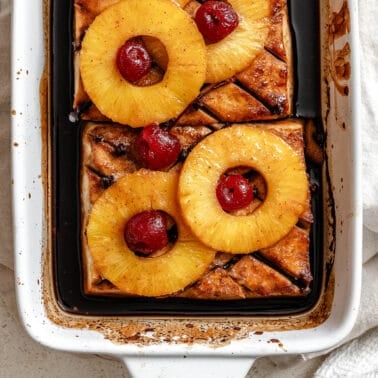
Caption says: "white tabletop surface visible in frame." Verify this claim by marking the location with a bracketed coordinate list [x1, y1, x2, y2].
[1, 0, 377, 376]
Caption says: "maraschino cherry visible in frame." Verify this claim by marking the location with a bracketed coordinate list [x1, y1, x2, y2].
[116, 39, 152, 82]
[216, 174, 253, 212]
[195, 1, 239, 44]
[134, 124, 181, 170]
[124, 210, 169, 255]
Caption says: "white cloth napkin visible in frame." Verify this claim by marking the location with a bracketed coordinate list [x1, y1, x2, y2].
[314, 327, 378, 377]
[360, 0, 378, 234]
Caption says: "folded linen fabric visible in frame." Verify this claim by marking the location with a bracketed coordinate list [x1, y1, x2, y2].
[314, 327, 378, 377]
[359, 0, 378, 233]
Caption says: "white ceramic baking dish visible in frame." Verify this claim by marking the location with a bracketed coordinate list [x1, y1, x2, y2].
[11, 0, 362, 376]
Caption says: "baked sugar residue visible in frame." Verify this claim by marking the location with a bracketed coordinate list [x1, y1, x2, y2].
[329, 1, 350, 39]
[334, 43, 351, 81]
[331, 42, 351, 96]
[326, 1, 351, 97]
[269, 338, 280, 343]
[267, 338, 287, 352]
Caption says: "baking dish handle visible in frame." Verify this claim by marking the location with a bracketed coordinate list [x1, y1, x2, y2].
[121, 356, 255, 377]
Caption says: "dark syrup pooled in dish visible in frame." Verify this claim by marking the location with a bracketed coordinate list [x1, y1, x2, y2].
[51, 0, 324, 316]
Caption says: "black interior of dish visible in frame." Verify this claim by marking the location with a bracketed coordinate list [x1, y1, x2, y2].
[51, 0, 323, 316]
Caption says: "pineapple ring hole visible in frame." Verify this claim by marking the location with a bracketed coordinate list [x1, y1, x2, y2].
[221, 166, 267, 215]
[142, 36, 168, 73]
[124, 210, 178, 258]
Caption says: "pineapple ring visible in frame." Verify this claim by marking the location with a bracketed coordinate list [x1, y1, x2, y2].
[80, 0, 206, 127]
[87, 170, 215, 297]
[204, 0, 270, 83]
[143, 0, 271, 83]
[178, 125, 309, 254]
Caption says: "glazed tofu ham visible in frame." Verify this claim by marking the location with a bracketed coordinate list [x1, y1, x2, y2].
[76, 0, 314, 299]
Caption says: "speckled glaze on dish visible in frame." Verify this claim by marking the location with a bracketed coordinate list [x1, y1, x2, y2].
[11, 0, 361, 376]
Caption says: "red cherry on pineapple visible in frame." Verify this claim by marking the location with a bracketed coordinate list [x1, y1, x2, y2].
[116, 39, 152, 82]
[216, 174, 253, 212]
[124, 210, 169, 255]
[134, 124, 181, 170]
[195, 1, 239, 44]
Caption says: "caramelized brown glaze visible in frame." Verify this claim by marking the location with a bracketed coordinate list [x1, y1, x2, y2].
[260, 226, 312, 284]
[229, 256, 301, 296]
[181, 268, 247, 300]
